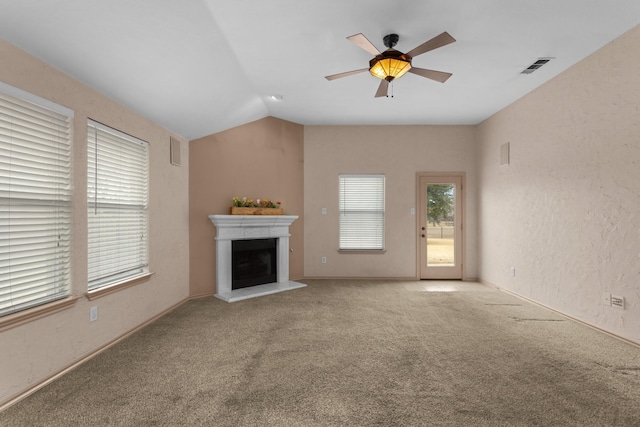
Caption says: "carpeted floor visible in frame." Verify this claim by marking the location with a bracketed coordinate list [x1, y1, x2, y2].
[2, 279, 640, 426]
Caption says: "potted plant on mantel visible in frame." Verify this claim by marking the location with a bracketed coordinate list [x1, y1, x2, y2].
[230, 197, 283, 215]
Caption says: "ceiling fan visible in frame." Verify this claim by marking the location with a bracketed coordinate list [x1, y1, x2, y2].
[325, 31, 456, 98]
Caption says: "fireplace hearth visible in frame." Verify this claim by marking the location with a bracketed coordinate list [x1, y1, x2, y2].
[208, 215, 306, 302]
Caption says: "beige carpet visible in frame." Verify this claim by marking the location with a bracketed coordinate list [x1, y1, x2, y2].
[2, 279, 640, 426]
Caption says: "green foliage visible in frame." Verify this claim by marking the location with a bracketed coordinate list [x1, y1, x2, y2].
[427, 184, 454, 226]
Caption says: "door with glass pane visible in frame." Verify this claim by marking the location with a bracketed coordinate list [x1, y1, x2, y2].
[418, 174, 463, 279]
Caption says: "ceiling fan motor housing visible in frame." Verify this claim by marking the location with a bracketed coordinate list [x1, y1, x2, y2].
[383, 34, 399, 48]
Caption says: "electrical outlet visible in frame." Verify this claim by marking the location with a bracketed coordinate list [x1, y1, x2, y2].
[509, 267, 516, 277]
[89, 306, 98, 322]
[321, 208, 327, 215]
[602, 292, 611, 306]
[321, 256, 327, 264]
[611, 295, 624, 309]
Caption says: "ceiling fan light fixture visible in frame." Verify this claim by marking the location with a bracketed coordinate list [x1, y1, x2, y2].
[369, 50, 412, 82]
[327, 31, 455, 97]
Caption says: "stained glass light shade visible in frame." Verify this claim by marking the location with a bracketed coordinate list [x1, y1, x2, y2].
[369, 50, 412, 82]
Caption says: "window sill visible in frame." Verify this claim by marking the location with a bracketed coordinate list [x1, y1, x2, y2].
[338, 249, 386, 254]
[0, 296, 79, 333]
[86, 272, 155, 301]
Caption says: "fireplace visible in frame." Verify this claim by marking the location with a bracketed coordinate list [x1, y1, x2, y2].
[208, 215, 306, 302]
[232, 238, 277, 289]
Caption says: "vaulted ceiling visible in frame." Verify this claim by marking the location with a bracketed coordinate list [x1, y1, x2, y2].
[1, 1, 639, 140]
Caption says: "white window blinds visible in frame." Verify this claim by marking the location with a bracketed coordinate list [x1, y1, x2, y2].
[339, 174, 385, 250]
[87, 120, 149, 290]
[0, 85, 72, 317]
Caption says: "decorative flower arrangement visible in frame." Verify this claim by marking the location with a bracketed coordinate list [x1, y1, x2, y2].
[232, 197, 281, 209]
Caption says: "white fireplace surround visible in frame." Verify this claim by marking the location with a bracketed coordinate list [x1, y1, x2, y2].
[208, 215, 306, 302]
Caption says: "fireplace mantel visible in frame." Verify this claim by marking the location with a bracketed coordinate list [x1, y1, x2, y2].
[208, 215, 306, 302]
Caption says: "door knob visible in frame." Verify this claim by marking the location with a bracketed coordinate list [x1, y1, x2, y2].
[421, 227, 425, 230]
[421, 234, 425, 238]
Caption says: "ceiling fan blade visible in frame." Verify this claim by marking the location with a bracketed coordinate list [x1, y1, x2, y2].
[325, 68, 369, 81]
[406, 32, 456, 58]
[347, 33, 381, 56]
[408, 67, 453, 83]
[374, 79, 389, 98]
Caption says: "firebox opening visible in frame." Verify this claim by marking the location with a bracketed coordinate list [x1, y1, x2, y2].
[232, 238, 277, 290]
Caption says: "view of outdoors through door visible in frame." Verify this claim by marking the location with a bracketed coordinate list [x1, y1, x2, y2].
[427, 183, 455, 267]
[419, 174, 462, 279]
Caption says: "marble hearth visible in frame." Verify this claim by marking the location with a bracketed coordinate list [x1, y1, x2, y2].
[208, 214, 306, 302]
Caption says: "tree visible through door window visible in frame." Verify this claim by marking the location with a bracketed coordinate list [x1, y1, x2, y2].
[427, 183, 455, 265]
[427, 184, 454, 226]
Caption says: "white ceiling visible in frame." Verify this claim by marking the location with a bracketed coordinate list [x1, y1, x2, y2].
[0, 1, 639, 140]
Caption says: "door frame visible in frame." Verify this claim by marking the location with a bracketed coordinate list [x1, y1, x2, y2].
[415, 172, 466, 280]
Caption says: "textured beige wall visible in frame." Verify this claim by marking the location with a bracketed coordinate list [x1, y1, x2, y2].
[304, 125, 478, 279]
[189, 117, 304, 297]
[0, 39, 190, 406]
[477, 25, 640, 343]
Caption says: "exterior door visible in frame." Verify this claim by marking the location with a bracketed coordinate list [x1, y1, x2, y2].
[418, 174, 463, 279]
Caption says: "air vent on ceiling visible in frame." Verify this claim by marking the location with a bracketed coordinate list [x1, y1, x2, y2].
[521, 57, 554, 74]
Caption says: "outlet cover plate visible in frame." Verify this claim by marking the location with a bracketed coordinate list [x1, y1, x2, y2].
[90, 306, 98, 322]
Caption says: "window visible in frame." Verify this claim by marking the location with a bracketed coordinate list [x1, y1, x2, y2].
[87, 120, 149, 290]
[0, 83, 72, 317]
[339, 174, 385, 250]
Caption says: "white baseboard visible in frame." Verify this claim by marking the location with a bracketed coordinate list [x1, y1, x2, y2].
[480, 279, 640, 349]
[0, 298, 189, 412]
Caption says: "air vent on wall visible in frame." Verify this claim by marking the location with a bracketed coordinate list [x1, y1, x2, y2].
[170, 136, 181, 166]
[500, 142, 510, 166]
[521, 57, 554, 74]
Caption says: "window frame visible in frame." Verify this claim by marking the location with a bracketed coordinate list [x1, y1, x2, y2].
[0, 81, 74, 321]
[86, 120, 150, 295]
[338, 173, 386, 252]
